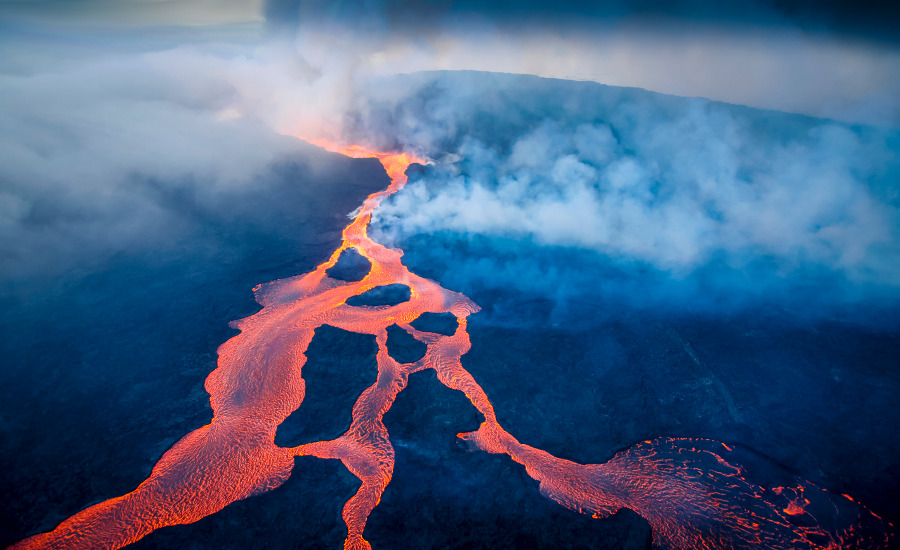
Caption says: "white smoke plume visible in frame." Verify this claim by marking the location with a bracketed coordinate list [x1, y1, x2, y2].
[375, 113, 897, 280]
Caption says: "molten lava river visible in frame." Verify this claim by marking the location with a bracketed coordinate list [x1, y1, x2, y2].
[11, 142, 896, 550]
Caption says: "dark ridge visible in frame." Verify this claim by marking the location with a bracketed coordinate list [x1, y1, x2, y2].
[411, 311, 458, 336]
[274, 325, 377, 447]
[369, 369, 652, 549]
[346, 284, 410, 307]
[386, 324, 427, 364]
[326, 247, 371, 282]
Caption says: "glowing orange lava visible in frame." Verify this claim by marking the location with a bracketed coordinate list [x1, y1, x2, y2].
[12, 141, 896, 550]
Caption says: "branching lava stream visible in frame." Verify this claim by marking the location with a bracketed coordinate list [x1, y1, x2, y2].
[11, 142, 896, 550]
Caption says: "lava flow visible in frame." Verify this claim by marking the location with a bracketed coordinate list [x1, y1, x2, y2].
[11, 141, 896, 550]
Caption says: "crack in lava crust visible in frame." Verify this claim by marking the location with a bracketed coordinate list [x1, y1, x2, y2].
[12, 142, 896, 550]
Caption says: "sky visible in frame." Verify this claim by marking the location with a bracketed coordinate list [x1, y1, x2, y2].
[1, 1, 898, 125]
[268, 0, 900, 126]
[0, 0, 265, 27]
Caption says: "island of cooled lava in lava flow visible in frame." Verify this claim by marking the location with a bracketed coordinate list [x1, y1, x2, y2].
[2, 1, 900, 549]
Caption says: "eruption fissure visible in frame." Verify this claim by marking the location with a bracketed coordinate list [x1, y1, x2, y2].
[12, 141, 895, 550]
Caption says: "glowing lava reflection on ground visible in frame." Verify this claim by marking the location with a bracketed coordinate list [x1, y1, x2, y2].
[12, 143, 896, 550]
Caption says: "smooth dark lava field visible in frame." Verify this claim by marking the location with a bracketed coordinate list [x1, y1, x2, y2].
[2, 72, 899, 549]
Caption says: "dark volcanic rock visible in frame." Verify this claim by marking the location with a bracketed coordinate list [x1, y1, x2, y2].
[386, 324, 427, 364]
[326, 247, 371, 282]
[275, 325, 377, 447]
[131, 456, 358, 550]
[346, 284, 411, 307]
[370, 369, 653, 550]
[411, 312, 458, 336]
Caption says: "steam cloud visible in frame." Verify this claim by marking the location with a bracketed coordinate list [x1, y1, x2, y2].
[355, 73, 900, 323]
[0, 37, 352, 285]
